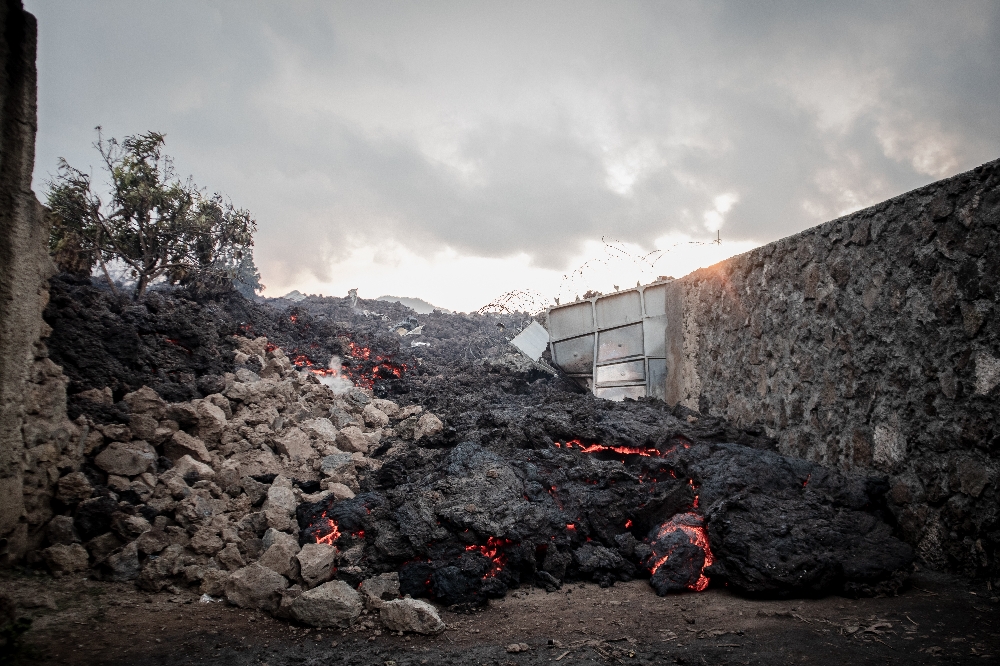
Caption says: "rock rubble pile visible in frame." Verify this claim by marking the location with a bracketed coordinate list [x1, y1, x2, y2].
[39, 336, 447, 633]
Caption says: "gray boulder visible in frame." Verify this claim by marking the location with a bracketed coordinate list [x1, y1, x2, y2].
[380, 598, 445, 635]
[288, 580, 362, 628]
[225, 563, 289, 614]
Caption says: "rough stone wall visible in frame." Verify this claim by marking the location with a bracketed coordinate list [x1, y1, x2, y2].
[0, 0, 79, 563]
[665, 158, 1000, 579]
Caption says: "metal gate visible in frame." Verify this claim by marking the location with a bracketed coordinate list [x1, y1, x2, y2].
[547, 280, 669, 401]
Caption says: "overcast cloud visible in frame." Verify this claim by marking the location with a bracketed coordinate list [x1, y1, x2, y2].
[24, 1, 1000, 310]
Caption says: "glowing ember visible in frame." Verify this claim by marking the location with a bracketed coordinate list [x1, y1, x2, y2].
[464, 536, 512, 578]
[555, 439, 654, 457]
[648, 512, 714, 592]
[625, 519, 633, 529]
[312, 512, 341, 547]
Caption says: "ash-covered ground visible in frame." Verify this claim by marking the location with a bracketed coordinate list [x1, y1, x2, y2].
[13, 276, 973, 663]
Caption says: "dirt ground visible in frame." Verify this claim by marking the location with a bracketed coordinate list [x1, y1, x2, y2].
[2, 569, 996, 666]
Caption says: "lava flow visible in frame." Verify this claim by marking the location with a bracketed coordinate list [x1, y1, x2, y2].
[311, 512, 341, 547]
[554, 439, 654, 457]
[648, 512, 714, 592]
[465, 536, 512, 579]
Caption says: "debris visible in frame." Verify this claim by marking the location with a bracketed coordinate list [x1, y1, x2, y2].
[506, 643, 530, 653]
[509, 321, 549, 362]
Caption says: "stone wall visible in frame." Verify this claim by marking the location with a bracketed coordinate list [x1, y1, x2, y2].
[0, 0, 79, 563]
[665, 158, 1000, 579]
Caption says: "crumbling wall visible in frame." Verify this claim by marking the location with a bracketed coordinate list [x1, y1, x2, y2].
[0, 0, 79, 563]
[665, 158, 1000, 579]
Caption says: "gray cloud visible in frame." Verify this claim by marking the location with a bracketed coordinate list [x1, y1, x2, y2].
[26, 0, 1000, 285]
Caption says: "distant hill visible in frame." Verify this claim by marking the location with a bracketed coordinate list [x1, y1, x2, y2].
[375, 295, 449, 314]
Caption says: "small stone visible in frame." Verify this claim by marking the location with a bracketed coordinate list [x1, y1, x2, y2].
[289, 580, 362, 628]
[413, 413, 443, 440]
[320, 453, 355, 477]
[275, 427, 316, 461]
[380, 598, 445, 635]
[42, 543, 89, 573]
[135, 529, 171, 556]
[102, 541, 141, 581]
[56, 471, 93, 504]
[259, 540, 301, 578]
[165, 431, 211, 463]
[190, 527, 225, 555]
[217, 543, 246, 571]
[173, 454, 215, 482]
[335, 426, 371, 454]
[225, 563, 289, 614]
[505, 643, 530, 654]
[263, 483, 298, 515]
[46, 515, 80, 545]
[300, 418, 338, 444]
[123, 386, 167, 419]
[94, 441, 157, 476]
[129, 413, 159, 441]
[359, 573, 400, 610]
[201, 568, 230, 596]
[296, 543, 337, 589]
[362, 404, 390, 428]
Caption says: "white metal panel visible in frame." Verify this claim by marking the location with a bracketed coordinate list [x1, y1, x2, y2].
[595, 359, 645, 385]
[510, 321, 549, 361]
[647, 358, 667, 401]
[642, 315, 667, 357]
[595, 291, 642, 329]
[548, 301, 594, 341]
[642, 283, 666, 317]
[597, 323, 644, 363]
[552, 334, 595, 375]
[594, 385, 646, 401]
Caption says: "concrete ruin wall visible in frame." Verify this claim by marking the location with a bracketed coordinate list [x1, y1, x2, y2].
[0, 0, 79, 564]
[665, 158, 1000, 578]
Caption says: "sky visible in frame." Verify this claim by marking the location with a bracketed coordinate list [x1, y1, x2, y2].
[24, 1, 1000, 312]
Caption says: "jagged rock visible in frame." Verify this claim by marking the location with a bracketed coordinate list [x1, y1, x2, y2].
[263, 481, 298, 515]
[138, 544, 194, 592]
[165, 431, 211, 463]
[102, 541, 141, 581]
[201, 568, 229, 596]
[335, 426, 371, 454]
[74, 496, 119, 541]
[288, 580, 361, 628]
[320, 453, 354, 477]
[129, 413, 159, 441]
[359, 572, 400, 610]
[42, 543, 89, 573]
[259, 538, 300, 578]
[225, 563, 289, 614]
[86, 532, 123, 563]
[262, 527, 297, 551]
[275, 427, 315, 461]
[380, 598, 445, 635]
[173, 454, 215, 482]
[205, 393, 233, 419]
[94, 441, 157, 476]
[46, 515, 80, 545]
[194, 399, 228, 444]
[301, 418, 338, 444]
[217, 543, 245, 571]
[112, 513, 152, 541]
[56, 471, 94, 505]
[123, 386, 167, 419]
[296, 543, 337, 589]
[413, 413, 443, 440]
[135, 529, 170, 555]
[371, 399, 400, 419]
[327, 483, 355, 500]
[362, 404, 389, 428]
[190, 527, 224, 555]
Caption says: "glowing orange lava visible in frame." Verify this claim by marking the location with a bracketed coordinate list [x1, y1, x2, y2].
[465, 536, 511, 578]
[312, 512, 341, 547]
[554, 440, 654, 457]
[648, 512, 714, 592]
